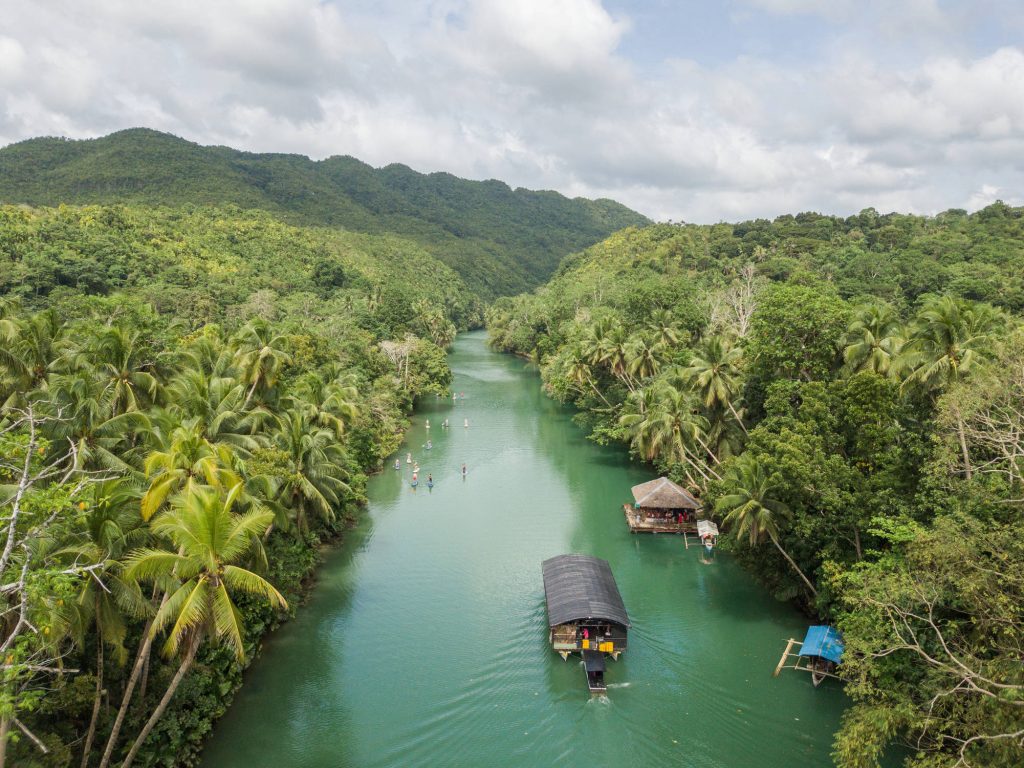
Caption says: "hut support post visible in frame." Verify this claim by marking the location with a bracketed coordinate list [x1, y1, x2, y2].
[773, 638, 798, 677]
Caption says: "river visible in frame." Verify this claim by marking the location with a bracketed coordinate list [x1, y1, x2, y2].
[200, 331, 847, 767]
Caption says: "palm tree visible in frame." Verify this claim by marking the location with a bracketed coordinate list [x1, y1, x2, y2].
[289, 370, 360, 438]
[715, 454, 817, 596]
[590, 322, 638, 392]
[901, 297, 1004, 478]
[0, 309, 68, 407]
[646, 308, 681, 347]
[117, 483, 286, 768]
[57, 481, 149, 768]
[266, 410, 351, 534]
[842, 301, 903, 376]
[232, 321, 292, 407]
[625, 335, 664, 382]
[901, 297, 1001, 390]
[141, 420, 241, 521]
[580, 316, 616, 367]
[684, 336, 747, 433]
[620, 383, 720, 486]
[563, 344, 612, 409]
[81, 326, 161, 415]
[365, 285, 384, 315]
[178, 326, 233, 379]
[47, 371, 150, 474]
[165, 370, 263, 453]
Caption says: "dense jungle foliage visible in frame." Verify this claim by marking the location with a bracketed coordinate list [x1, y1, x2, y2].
[488, 205, 1024, 768]
[0, 129, 649, 299]
[0, 203, 466, 767]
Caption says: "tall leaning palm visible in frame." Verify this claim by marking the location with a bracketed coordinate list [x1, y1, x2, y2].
[646, 308, 681, 348]
[58, 480, 149, 768]
[715, 454, 817, 597]
[85, 326, 161, 416]
[47, 371, 150, 475]
[620, 383, 719, 487]
[117, 483, 286, 768]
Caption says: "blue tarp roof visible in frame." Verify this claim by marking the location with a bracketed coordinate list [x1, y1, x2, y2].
[800, 625, 844, 664]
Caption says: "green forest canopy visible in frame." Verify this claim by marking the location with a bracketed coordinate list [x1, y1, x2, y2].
[488, 203, 1024, 768]
[0, 203, 467, 767]
[0, 129, 649, 299]
[3, 158, 1024, 768]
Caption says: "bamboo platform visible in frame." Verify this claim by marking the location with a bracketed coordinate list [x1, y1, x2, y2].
[623, 504, 698, 534]
[773, 638, 844, 686]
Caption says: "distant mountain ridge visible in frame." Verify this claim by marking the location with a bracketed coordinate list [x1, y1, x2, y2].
[0, 128, 649, 297]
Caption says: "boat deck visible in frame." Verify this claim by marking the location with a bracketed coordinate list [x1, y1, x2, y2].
[623, 504, 699, 534]
[583, 650, 607, 694]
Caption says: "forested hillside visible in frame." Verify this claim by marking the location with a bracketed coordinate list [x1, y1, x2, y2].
[0, 203, 468, 767]
[0, 129, 649, 298]
[488, 204, 1024, 768]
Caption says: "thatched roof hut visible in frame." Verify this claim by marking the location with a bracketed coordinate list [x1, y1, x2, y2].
[630, 477, 700, 510]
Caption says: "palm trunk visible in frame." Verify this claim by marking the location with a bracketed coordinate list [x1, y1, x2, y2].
[136, 645, 151, 708]
[694, 433, 722, 467]
[727, 401, 748, 435]
[676, 447, 715, 488]
[0, 716, 9, 768]
[586, 377, 613, 409]
[955, 408, 973, 480]
[770, 534, 818, 597]
[120, 635, 200, 768]
[243, 379, 258, 408]
[80, 611, 105, 768]
[97, 589, 164, 768]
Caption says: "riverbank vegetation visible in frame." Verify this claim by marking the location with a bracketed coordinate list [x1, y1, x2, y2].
[488, 206, 1024, 768]
[0, 203, 465, 766]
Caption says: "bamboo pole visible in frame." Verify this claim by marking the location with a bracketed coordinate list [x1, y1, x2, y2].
[773, 638, 798, 677]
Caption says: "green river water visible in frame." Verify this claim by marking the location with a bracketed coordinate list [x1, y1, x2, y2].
[200, 331, 847, 767]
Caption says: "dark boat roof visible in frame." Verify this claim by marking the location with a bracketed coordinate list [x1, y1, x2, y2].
[542, 554, 630, 628]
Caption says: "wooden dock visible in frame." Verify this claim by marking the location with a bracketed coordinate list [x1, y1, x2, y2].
[623, 504, 698, 535]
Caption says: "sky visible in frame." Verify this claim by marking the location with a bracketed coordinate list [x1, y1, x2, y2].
[2, 0, 1023, 222]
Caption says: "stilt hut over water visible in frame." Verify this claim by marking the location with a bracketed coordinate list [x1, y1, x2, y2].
[696, 520, 720, 549]
[623, 476, 701, 534]
[774, 625, 845, 687]
[542, 554, 630, 693]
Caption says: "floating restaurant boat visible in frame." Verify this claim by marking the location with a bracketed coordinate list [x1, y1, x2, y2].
[622, 476, 708, 538]
[773, 625, 845, 687]
[542, 554, 630, 694]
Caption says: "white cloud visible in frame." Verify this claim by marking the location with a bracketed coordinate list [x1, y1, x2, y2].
[0, 1, 1023, 223]
[0, 37, 27, 87]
